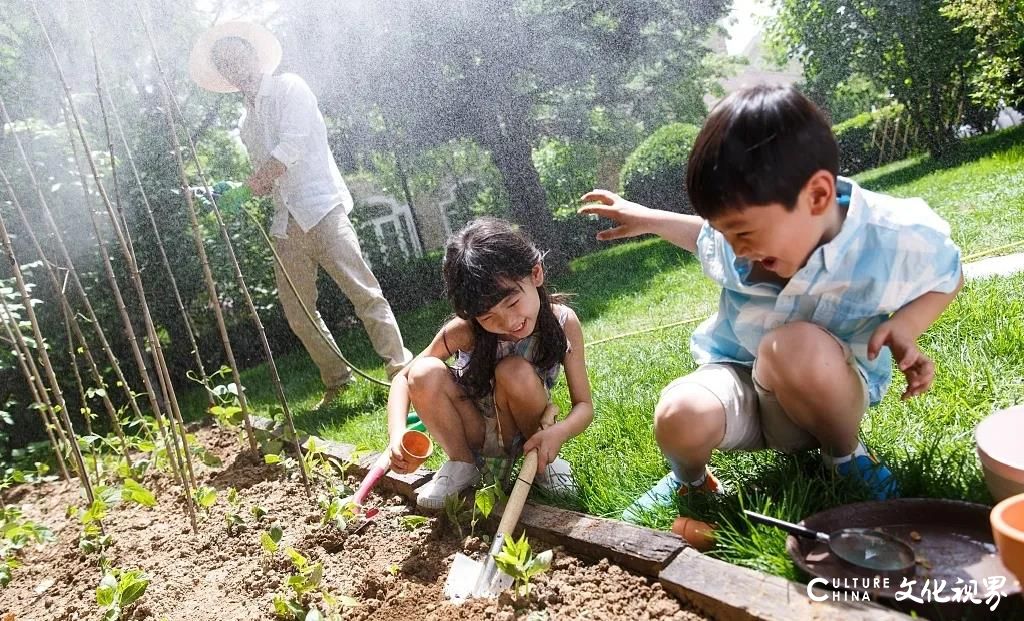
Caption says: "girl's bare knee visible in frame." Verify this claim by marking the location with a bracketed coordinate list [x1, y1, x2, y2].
[406, 357, 450, 396]
[494, 356, 536, 385]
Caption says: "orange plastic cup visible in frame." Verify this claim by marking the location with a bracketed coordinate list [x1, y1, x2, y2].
[400, 429, 433, 471]
[672, 516, 717, 552]
[991, 492, 1024, 587]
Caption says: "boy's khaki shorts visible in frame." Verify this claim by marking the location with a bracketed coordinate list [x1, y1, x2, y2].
[662, 330, 869, 453]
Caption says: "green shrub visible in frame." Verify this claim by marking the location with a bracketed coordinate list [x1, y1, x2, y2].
[533, 138, 599, 220]
[833, 104, 909, 175]
[620, 123, 700, 214]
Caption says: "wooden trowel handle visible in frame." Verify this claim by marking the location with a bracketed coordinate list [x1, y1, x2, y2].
[495, 449, 539, 536]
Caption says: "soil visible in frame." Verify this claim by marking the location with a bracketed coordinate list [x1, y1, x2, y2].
[1, 424, 712, 621]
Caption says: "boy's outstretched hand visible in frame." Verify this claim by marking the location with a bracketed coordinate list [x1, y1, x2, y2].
[578, 189, 652, 241]
[868, 318, 935, 400]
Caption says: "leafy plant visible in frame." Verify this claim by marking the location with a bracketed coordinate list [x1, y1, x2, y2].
[318, 495, 356, 530]
[120, 479, 157, 508]
[224, 487, 246, 534]
[72, 499, 113, 555]
[270, 547, 359, 619]
[1, 506, 53, 586]
[399, 515, 428, 531]
[96, 567, 149, 621]
[493, 533, 553, 597]
[471, 483, 504, 537]
[261, 526, 284, 554]
[443, 494, 472, 539]
[251, 505, 268, 521]
[193, 485, 217, 512]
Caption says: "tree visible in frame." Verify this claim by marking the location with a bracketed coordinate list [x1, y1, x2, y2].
[768, 0, 979, 155]
[942, 0, 1024, 109]
[279, 0, 729, 269]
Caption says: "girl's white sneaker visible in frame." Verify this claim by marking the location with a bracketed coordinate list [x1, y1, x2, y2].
[416, 461, 481, 510]
[534, 457, 576, 495]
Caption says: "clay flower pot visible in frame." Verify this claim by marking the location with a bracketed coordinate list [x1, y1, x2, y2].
[975, 405, 1024, 502]
[672, 516, 716, 552]
[400, 429, 433, 470]
[991, 492, 1024, 587]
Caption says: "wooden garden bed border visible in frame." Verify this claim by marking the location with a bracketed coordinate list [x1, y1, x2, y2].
[251, 415, 912, 621]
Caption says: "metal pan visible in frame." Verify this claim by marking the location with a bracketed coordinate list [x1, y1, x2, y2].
[787, 499, 1021, 603]
[745, 510, 916, 578]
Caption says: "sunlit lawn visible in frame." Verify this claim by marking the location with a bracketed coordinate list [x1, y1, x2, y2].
[185, 125, 1024, 596]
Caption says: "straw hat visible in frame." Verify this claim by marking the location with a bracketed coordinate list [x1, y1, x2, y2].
[188, 21, 282, 93]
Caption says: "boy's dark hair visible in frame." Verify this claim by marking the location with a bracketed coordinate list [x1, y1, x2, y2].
[443, 218, 567, 400]
[686, 85, 838, 219]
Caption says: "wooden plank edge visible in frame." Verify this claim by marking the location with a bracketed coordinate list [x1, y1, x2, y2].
[249, 415, 912, 619]
[659, 547, 915, 621]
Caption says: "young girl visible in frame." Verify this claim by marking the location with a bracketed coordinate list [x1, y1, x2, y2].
[386, 218, 594, 510]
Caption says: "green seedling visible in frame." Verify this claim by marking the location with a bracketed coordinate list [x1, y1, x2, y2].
[471, 483, 504, 537]
[120, 479, 157, 508]
[193, 486, 217, 513]
[96, 566, 150, 621]
[444, 494, 473, 539]
[223, 487, 245, 534]
[318, 495, 356, 530]
[400, 515, 429, 531]
[261, 526, 284, 554]
[1, 506, 53, 586]
[251, 505, 268, 522]
[72, 499, 113, 555]
[493, 532, 553, 598]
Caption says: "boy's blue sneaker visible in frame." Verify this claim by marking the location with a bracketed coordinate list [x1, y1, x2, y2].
[622, 473, 682, 524]
[834, 454, 900, 500]
[622, 468, 724, 524]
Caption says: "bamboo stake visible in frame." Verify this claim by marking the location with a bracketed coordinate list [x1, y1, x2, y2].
[58, 101, 187, 474]
[30, 4, 199, 530]
[97, 71, 214, 406]
[61, 301, 102, 484]
[0, 155, 132, 468]
[0, 97, 150, 433]
[0, 294, 71, 480]
[136, 5, 308, 492]
[0, 207, 94, 505]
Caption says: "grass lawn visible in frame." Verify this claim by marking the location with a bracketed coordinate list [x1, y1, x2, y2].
[183, 125, 1024, 586]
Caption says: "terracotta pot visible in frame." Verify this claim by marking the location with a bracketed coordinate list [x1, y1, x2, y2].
[400, 429, 433, 470]
[991, 492, 1024, 587]
[975, 405, 1024, 502]
[672, 516, 716, 552]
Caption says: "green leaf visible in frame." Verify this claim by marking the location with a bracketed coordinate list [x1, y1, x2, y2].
[285, 547, 308, 569]
[337, 594, 360, 608]
[96, 573, 117, 606]
[118, 571, 149, 606]
[399, 515, 428, 530]
[194, 486, 217, 509]
[260, 527, 282, 554]
[122, 479, 157, 508]
[305, 607, 324, 621]
[264, 454, 282, 464]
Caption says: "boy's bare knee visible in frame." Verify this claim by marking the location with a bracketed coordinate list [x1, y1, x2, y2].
[406, 357, 449, 395]
[757, 322, 842, 388]
[654, 386, 724, 450]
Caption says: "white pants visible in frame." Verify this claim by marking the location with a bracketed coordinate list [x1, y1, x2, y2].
[273, 206, 412, 387]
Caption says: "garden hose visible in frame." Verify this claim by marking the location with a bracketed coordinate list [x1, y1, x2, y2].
[229, 189, 391, 387]
[228, 184, 1023, 361]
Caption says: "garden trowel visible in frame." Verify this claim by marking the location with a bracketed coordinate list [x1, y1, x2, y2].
[443, 448, 538, 601]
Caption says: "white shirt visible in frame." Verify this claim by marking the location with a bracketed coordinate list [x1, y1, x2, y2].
[239, 73, 353, 238]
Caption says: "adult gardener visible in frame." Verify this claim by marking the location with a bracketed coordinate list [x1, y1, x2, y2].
[189, 22, 413, 408]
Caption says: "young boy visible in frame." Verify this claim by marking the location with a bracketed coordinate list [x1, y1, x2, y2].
[580, 85, 963, 521]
